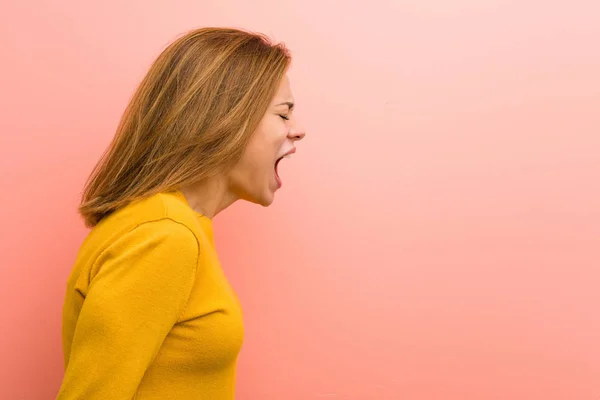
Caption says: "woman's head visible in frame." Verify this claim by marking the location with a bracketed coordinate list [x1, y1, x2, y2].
[225, 74, 305, 208]
[80, 27, 305, 227]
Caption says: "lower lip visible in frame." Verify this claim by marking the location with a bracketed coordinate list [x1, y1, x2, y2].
[275, 172, 282, 189]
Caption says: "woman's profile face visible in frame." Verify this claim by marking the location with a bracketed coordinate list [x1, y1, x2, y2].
[227, 74, 306, 206]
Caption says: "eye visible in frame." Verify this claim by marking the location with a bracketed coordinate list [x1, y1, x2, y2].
[279, 114, 290, 121]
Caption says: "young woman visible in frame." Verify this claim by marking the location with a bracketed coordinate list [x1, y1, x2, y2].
[56, 27, 305, 400]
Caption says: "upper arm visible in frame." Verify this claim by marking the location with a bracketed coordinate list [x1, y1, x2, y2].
[56, 219, 199, 400]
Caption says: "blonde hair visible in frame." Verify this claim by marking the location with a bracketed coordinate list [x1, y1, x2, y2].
[79, 27, 291, 227]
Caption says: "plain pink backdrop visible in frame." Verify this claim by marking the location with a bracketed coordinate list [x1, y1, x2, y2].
[1, 1, 599, 399]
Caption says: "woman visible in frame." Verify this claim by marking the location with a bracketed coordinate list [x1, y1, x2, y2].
[56, 27, 305, 400]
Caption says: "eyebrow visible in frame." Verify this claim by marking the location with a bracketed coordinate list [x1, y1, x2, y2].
[276, 101, 295, 111]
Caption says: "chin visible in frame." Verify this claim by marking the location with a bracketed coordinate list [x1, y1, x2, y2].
[242, 190, 275, 207]
[256, 193, 275, 207]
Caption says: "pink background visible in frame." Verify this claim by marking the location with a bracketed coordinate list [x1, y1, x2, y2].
[1, 1, 599, 399]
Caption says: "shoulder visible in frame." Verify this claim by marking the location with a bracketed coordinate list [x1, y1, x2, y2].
[79, 194, 201, 286]
[99, 191, 199, 233]
[84, 191, 202, 257]
[94, 218, 198, 272]
[155, 190, 201, 229]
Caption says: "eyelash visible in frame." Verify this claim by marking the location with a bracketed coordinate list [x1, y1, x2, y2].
[279, 114, 290, 121]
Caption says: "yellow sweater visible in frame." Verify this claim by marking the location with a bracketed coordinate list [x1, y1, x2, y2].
[57, 190, 244, 400]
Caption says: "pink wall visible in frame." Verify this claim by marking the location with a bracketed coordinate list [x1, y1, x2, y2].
[2, 1, 599, 399]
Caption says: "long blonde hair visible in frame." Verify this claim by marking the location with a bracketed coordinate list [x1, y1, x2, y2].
[79, 27, 291, 227]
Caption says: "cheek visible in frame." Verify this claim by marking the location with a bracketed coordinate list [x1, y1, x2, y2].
[246, 130, 282, 168]
[234, 141, 273, 182]
[232, 123, 286, 182]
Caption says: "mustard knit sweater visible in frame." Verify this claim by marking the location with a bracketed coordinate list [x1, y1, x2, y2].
[56, 190, 244, 400]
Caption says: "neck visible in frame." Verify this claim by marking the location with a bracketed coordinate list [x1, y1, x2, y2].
[179, 176, 238, 219]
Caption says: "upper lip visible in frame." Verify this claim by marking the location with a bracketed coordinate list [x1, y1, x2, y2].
[282, 147, 296, 157]
[278, 147, 296, 160]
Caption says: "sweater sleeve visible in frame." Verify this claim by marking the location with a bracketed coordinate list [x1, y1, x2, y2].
[56, 219, 199, 400]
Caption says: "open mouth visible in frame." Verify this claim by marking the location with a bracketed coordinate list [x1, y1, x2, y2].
[274, 153, 293, 187]
[274, 156, 284, 187]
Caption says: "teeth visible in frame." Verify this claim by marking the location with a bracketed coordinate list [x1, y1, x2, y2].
[284, 154, 292, 159]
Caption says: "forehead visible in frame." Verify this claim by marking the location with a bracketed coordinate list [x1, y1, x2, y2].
[271, 75, 293, 103]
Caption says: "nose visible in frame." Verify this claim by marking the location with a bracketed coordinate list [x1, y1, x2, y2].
[288, 117, 306, 142]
